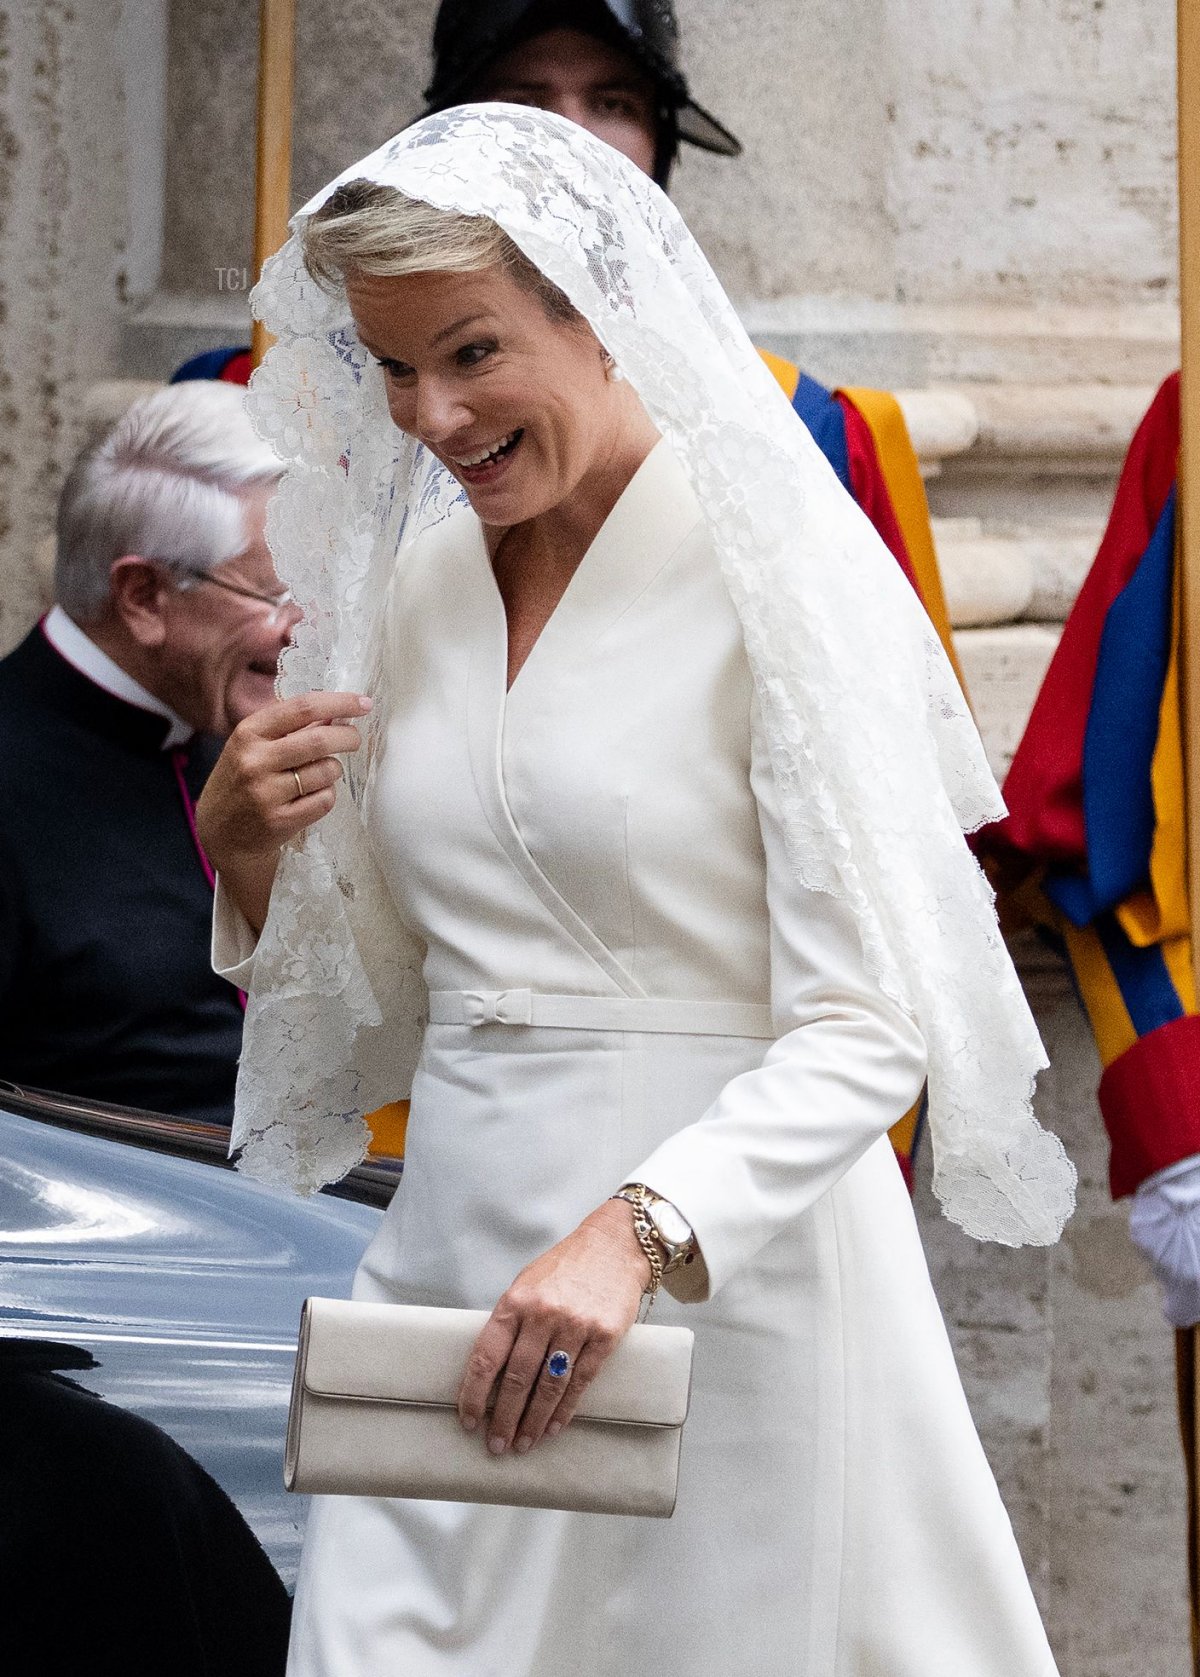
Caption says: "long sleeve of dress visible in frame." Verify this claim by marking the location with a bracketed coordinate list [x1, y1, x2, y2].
[212, 878, 259, 990]
[629, 713, 928, 1302]
[212, 816, 428, 1140]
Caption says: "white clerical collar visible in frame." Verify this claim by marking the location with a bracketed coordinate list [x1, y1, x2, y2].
[43, 605, 193, 749]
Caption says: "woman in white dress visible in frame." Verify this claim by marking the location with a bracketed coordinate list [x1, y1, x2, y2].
[199, 106, 1075, 1676]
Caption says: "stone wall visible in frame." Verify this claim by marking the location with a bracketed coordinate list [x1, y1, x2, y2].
[116, 0, 1183, 388]
[156, 0, 1178, 316]
[0, 0, 127, 651]
[679, 0, 1179, 314]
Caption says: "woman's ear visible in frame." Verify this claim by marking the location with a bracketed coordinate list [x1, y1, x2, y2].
[108, 555, 171, 648]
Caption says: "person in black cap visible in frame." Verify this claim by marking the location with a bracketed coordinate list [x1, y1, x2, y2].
[422, 0, 739, 187]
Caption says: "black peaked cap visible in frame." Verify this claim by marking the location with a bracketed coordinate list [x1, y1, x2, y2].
[423, 0, 741, 159]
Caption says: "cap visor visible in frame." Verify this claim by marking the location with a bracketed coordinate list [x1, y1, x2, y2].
[677, 97, 742, 158]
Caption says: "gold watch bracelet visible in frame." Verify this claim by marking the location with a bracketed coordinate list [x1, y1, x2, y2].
[611, 1184, 666, 1308]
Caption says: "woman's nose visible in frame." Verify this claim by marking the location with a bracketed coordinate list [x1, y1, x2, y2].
[413, 380, 471, 448]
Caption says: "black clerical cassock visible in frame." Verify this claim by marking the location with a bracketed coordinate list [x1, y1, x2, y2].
[0, 626, 243, 1122]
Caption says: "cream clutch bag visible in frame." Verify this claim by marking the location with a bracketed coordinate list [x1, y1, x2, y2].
[285, 1297, 695, 1518]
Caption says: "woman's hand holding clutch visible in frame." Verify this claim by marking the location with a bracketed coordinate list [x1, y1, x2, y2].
[196, 690, 372, 934]
[457, 1201, 652, 1458]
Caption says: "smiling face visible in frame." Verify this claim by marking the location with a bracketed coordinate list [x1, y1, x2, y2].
[347, 264, 642, 531]
[474, 27, 659, 177]
[151, 481, 300, 735]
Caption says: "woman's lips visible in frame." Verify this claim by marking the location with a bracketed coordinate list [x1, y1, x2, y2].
[454, 429, 524, 487]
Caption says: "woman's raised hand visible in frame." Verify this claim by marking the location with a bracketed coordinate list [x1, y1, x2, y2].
[196, 691, 372, 934]
[457, 1199, 651, 1456]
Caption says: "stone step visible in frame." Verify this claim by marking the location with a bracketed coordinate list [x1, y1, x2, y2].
[922, 384, 1156, 470]
[890, 390, 979, 472]
[895, 383, 1147, 634]
[935, 518, 1104, 628]
[954, 624, 1062, 782]
[744, 299, 1178, 392]
[901, 383, 1157, 530]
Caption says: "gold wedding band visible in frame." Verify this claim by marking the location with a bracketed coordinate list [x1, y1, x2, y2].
[293, 769, 305, 800]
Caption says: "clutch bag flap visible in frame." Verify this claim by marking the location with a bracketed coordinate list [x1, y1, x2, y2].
[286, 1297, 695, 1518]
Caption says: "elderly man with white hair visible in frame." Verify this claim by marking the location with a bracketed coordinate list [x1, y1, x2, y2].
[0, 382, 294, 1122]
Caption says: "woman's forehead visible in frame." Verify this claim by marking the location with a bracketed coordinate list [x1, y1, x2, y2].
[347, 267, 537, 350]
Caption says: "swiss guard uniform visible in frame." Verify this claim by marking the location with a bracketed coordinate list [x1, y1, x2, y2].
[987, 374, 1200, 1659]
[758, 354, 965, 693]
[179, 0, 959, 1185]
[990, 376, 1194, 1203]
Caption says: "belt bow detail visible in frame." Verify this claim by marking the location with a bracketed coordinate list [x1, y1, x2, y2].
[460, 988, 534, 1027]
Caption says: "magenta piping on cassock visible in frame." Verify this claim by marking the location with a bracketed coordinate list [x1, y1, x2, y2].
[172, 747, 247, 1013]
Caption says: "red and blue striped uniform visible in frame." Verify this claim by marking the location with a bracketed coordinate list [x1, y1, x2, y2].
[990, 374, 1197, 1198]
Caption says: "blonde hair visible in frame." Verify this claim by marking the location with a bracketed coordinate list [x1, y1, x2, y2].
[301, 180, 578, 325]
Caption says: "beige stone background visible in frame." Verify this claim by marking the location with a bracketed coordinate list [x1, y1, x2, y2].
[0, 1, 1189, 1670]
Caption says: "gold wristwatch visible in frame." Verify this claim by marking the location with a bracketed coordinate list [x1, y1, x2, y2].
[612, 1184, 697, 1278]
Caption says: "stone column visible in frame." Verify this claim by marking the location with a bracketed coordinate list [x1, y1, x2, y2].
[0, 0, 126, 653]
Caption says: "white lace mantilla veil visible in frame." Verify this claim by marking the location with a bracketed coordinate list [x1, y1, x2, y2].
[238, 103, 1075, 1245]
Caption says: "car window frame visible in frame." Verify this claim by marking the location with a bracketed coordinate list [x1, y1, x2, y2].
[0, 1080, 399, 1209]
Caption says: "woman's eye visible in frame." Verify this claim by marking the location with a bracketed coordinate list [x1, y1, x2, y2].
[456, 341, 497, 368]
[373, 356, 413, 380]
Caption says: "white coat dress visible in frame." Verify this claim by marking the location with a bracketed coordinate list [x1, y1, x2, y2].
[218, 439, 1059, 1677]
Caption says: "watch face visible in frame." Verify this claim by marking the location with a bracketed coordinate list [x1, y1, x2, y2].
[651, 1200, 692, 1248]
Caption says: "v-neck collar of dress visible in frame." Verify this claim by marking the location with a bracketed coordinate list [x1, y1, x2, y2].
[472, 436, 704, 716]
[460, 437, 705, 996]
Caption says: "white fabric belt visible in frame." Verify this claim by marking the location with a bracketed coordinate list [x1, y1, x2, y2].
[427, 988, 776, 1039]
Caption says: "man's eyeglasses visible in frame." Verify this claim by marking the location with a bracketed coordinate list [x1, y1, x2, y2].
[166, 564, 297, 625]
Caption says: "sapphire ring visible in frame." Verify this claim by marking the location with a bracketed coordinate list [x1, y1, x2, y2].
[546, 1349, 572, 1379]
